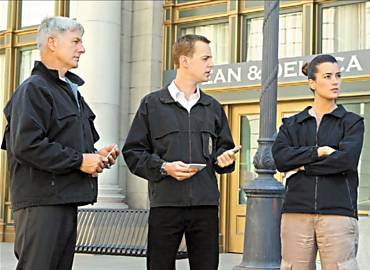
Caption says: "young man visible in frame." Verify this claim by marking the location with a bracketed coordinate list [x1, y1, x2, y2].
[123, 34, 240, 270]
[1, 16, 119, 270]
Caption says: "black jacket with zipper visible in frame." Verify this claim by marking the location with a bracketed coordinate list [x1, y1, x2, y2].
[122, 87, 235, 207]
[1, 61, 100, 211]
[272, 105, 364, 219]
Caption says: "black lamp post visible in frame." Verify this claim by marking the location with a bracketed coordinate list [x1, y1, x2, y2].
[233, 1, 284, 269]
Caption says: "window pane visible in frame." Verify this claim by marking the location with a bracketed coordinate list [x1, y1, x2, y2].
[279, 12, 302, 59]
[0, 0, 8, 30]
[247, 17, 263, 61]
[239, 114, 259, 204]
[19, 49, 39, 84]
[341, 102, 370, 211]
[246, 12, 303, 61]
[21, 0, 54, 27]
[322, 2, 370, 53]
[180, 23, 229, 65]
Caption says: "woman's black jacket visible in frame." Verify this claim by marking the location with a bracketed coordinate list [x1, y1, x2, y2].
[272, 105, 364, 219]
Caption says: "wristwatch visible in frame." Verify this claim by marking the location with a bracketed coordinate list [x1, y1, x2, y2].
[160, 162, 168, 176]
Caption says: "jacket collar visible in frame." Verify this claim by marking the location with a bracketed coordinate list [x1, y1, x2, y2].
[159, 85, 212, 106]
[31, 61, 85, 86]
[296, 104, 346, 123]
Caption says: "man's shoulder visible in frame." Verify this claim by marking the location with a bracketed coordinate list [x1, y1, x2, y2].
[198, 89, 223, 113]
[4, 75, 51, 114]
[14, 74, 46, 94]
[5, 75, 55, 111]
[199, 90, 220, 103]
[141, 87, 169, 103]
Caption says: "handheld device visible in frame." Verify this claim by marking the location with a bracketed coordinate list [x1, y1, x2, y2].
[104, 145, 118, 169]
[187, 163, 207, 170]
[105, 145, 118, 158]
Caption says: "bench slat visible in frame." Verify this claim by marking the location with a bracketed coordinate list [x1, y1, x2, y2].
[75, 208, 187, 259]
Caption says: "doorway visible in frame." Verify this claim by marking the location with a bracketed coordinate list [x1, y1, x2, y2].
[226, 100, 311, 253]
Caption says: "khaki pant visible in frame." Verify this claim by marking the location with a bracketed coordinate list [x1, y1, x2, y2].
[280, 213, 359, 270]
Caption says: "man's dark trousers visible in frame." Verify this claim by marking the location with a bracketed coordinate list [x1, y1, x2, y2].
[147, 206, 219, 270]
[13, 205, 78, 270]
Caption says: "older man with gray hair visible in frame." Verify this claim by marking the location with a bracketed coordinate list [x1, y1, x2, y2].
[1, 16, 119, 270]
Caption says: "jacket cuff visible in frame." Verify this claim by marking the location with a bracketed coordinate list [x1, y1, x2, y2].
[311, 146, 319, 162]
[72, 152, 84, 170]
[304, 164, 311, 175]
[215, 162, 235, 174]
[150, 156, 167, 182]
[304, 147, 319, 175]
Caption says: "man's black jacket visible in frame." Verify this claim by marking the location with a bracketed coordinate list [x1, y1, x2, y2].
[122, 87, 235, 207]
[272, 105, 364, 218]
[1, 61, 99, 211]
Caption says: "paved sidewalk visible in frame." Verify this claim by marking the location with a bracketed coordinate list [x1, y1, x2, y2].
[1, 245, 242, 269]
[1, 216, 369, 270]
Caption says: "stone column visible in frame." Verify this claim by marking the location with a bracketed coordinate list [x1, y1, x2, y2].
[125, 0, 163, 209]
[69, 0, 126, 208]
[118, 0, 133, 207]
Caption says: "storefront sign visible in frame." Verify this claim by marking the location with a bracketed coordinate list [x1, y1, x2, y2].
[164, 49, 370, 89]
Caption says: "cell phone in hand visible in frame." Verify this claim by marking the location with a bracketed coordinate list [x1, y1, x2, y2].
[104, 145, 118, 169]
[187, 163, 206, 170]
[105, 145, 118, 158]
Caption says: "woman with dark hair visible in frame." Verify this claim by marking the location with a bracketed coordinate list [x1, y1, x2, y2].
[272, 54, 364, 270]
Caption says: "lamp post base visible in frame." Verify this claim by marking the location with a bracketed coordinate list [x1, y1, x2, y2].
[233, 178, 284, 270]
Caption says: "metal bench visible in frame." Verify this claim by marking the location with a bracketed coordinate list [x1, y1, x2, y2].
[75, 208, 188, 259]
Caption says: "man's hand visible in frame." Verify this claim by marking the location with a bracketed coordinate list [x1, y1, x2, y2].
[80, 153, 108, 177]
[97, 144, 120, 168]
[318, 146, 336, 157]
[164, 161, 198, 181]
[216, 145, 242, 168]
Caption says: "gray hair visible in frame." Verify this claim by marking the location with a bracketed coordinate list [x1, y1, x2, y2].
[37, 16, 84, 51]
